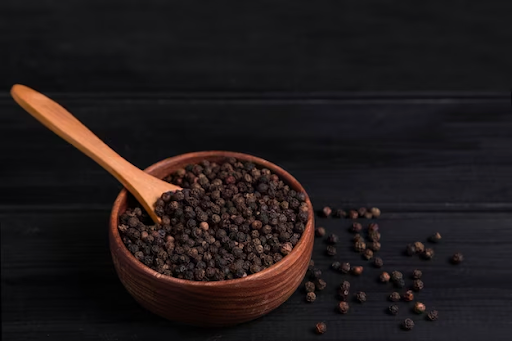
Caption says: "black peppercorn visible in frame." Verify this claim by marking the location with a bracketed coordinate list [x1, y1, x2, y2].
[326, 245, 337, 256]
[353, 234, 364, 243]
[427, 310, 438, 321]
[315, 278, 327, 291]
[395, 278, 406, 288]
[414, 302, 426, 314]
[412, 279, 424, 291]
[402, 318, 414, 331]
[373, 257, 384, 268]
[368, 231, 381, 242]
[348, 210, 358, 219]
[334, 209, 347, 218]
[355, 291, 367, 303]
[338, 289, 350, 301]
[429, 232, 442, 243]
[321, 206, 332, 217]
[389, 292, 401, 302]
[380, 272, 391, 282]
[340, 280, 350, 291]
[315, 227, 326, 237]
[414, 241, 425, 253]
[412, 269, 422, 279]
[358, 207, 367, 217]
[310, 267, 322, 279]
[331, 261, 341, 271]
[391, 271, 403, 282]
[368, 223, 379, 232]
[326, 233, 339, 244]
[354, 241, 366, 253]
[315, 322, 327, 334]
[451, 252, 463, 264]
[368, 242, 381, 252]
[338, 301, 350, 314]
[389, 304, 399, 315]
[304, 281, 316, 293]
[362, 249, 373, 260]
[340, 262, 351, 274]
[403, 290, 414, 302]
[351, 266, 363, 276]
[422, 248, 435, 260]
[350, 222, 363, 233]
[306, 292, 317, 303]
[363, 212, 373, 219]
[370, 207, 381, 218]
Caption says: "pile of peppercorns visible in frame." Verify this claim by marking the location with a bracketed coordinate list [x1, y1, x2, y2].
[310, 206, 463, 335]
[117, 157, 309, 281]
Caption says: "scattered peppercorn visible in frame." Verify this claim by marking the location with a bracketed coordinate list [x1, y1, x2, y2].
[451, 252, 463, 264]
[422, 248, 435, 260]
[350, 222, 363, 233]
[355, 291, 367, 303]
[354, 241, 366, 252]
[413, 279, 424, 291]
[315, 322, 327, 334]
[389, 304, 399, 315]
[334, 209, 347, 218]
[412, 269, 422, 279]
[304, 281, 316, 293]
[351, 266, 364, 276]
[353, 234, 364, 243]
[364, 212, 373, 219]
[358, 207, 367, 217]
[315, 227, 326, 237]
[368, 223, 379, 232]
[362, 249, 374, 260]
[414, 241, 425, 253]
[395, 278, 406, 288]
[414, 302, 426, 314]
[391, 271, 403, 282]
[306, 292, 317, 303]
[427, 310, 439, 321]
[322, 206, 332, 217]
[389, 292, 401, 302]
[402, 318, 414, 331]
[403, 290, 414, 302]
[326, 234, 339, 244]
[338, 289, 350, 301]
[326, 245, 337, 256]
[370, 207, 381, 217]
[338, 301, 350, 314]
[340, 280, 350, 291]
[373, 257, 384, 268]
[429, 232, 442, 243]
[331, 261, 341, 271]
[406, 244, 416, 256]
[380, 272, 391, 282]
[315, 278, 327, 291]
[348, 210, 359, 219]
[368, 241, 381, 252]
[368, 231, 381, 242]
[309, 267, 322, 279]
[340, 262, 351, 274]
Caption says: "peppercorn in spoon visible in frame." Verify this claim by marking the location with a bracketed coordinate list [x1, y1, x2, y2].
[11, 84, 181, 223]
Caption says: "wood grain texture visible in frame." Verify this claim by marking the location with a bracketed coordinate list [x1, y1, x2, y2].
[109, 151, 315, 326]
[1, 0, 511, 92]
[1, 94, 512, 340]
[10, 85, 180, 224]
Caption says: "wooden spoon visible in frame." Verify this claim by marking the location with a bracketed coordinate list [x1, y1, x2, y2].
[10, 84, 181, 223]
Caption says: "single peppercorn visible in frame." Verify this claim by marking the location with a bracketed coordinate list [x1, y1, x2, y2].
[362, 249, 373, 260]
[429, 232, 442, 243]
[310, 267, 322, 279]
[338, 301, 350, 314]
[340, 262, 351, 274]
[391, 271, 403, 282]
[370, 207, 381, 217]
[315, 322, 327, 334]
[350, 222, 363, 233]
[340, 280, 350, 291]
[368, 223, 379, 232]
[414, 241, 425, 253]
[427, 310, 439, 321]
[326, 234, 339, 244]
[304, 281, 315, 293]
[315, 227, 326, 237]
[306, 292, 317, 303]
[331, 261, 341, 271]
[368, 231, 381, 242]
[389, 304, 399, 315]
[402, 318, 414, 331]
[348, 210, 358, 219]
[358, 207, 367, 217]
[315, 278, 327, 291]
[326, 245, 337, 256]
[412, 279, 424, 291]
[451, 252, 463, 264]
[354, 241, 366, 253]
[338, 289, 350, 301]
[395, 278, 406, 288]
[414, 302, 426, 314]
[334, 209, 347, 218]
[422, 248, 435, 260]
[403, 290, 414, 302]
[322, 206, 332, 217]
[368, 241, 381, 252]
[353, 234, 364, 243]
[380, 272, 391, 282]
[355, 291, 367, 303]
[389, 292, 401, 302]
[373, 257, 384, 268]
[351, 266, 364, 276]
[412, 269, 422, 279]
[406, 244, 416, 256]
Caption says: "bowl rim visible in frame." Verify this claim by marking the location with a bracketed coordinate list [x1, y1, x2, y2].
[109, 150, 314, 287]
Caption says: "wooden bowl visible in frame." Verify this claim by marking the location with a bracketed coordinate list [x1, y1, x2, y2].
[109, 151, 315, 327]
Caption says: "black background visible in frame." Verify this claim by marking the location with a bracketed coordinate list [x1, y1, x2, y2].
[1, 1, 512, 340]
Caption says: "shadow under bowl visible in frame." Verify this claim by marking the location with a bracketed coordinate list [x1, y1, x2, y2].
[109, 151, 315, 327]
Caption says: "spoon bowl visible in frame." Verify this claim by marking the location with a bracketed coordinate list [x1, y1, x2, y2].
[109, 151, 315, 326]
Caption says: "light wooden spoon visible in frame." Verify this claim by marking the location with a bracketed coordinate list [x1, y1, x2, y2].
[11, 84, 181, 223]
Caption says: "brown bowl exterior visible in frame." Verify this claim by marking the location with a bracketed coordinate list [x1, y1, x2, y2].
[109, 151, 314, 327]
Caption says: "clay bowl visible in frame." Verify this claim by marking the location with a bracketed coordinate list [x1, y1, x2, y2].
[109, 151, 315, 327]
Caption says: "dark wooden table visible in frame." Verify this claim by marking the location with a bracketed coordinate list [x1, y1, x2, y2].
[2, 93, 512, 340]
